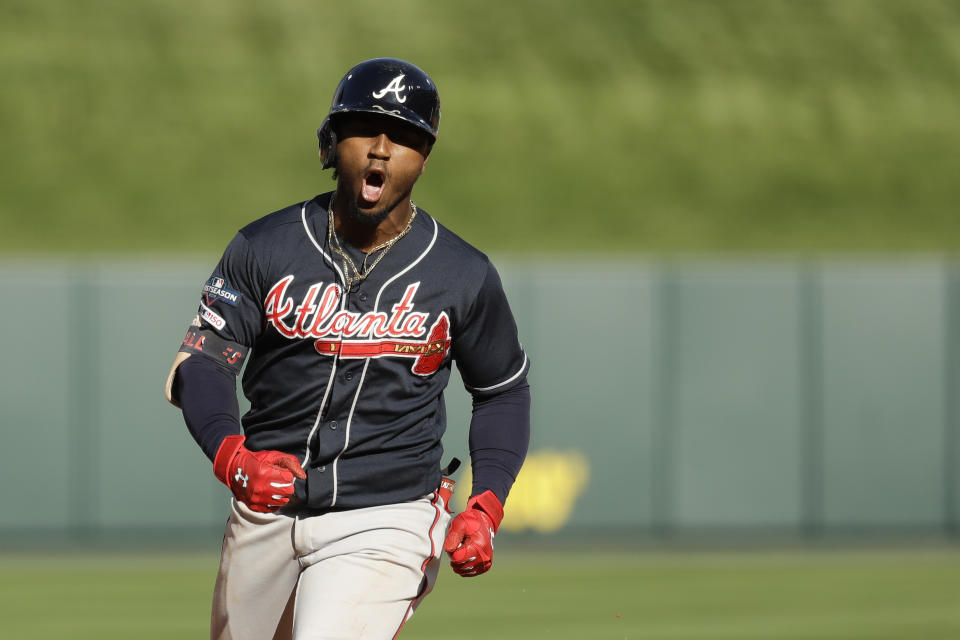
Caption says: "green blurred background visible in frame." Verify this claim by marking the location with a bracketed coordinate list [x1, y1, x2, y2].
[3, 0, 960, 637]
[3, 0, 960, 253]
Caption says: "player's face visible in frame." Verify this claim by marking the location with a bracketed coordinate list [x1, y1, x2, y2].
[334, 113, 431, 225]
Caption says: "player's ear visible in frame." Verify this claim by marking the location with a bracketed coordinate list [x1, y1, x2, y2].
[418, 131, 435, 164]
[419, 141, 434, 174]
[320, 146, 337, 174]
[317, 120, 337, 170]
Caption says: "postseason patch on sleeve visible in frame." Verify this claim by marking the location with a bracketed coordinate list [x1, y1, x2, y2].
[202, 276, 242, 307]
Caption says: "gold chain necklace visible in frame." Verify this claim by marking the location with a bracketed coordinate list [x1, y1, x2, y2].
[327, 199, 417, 290]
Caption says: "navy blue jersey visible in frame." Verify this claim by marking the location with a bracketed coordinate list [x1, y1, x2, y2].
[180, 192, 529, 510]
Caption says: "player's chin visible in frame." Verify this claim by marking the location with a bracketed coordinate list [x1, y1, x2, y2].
[347, 196, 391, 227]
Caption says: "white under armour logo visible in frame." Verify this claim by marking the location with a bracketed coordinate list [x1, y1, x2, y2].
[234, 467, 249, 488]
[372, 74, 407, 103]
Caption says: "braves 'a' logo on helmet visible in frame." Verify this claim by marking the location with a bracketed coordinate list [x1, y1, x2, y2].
[372, 75, 407, 103]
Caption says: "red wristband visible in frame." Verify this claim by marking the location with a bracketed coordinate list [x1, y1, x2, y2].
[213, 434, 246, 487]
[467, 490, 504, 533]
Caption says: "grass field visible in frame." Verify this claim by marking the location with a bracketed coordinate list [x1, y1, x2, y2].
[3, 548, 959, 639]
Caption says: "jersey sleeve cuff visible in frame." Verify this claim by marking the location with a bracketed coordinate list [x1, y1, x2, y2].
[463, 353, 530, 397]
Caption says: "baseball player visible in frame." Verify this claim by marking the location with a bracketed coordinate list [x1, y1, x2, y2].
[165, 58, 531, 639]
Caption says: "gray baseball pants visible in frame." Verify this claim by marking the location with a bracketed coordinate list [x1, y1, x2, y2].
[211, 492, 451, 640]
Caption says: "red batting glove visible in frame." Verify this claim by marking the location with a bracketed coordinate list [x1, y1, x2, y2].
[212, 435, 306, 513]
[443, 490, 504, 577]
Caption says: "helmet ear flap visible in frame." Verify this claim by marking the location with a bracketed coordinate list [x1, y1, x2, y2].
[317, 118, 337, 169]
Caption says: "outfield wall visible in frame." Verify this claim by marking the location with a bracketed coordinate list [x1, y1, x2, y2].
[2, 258, 958, 544]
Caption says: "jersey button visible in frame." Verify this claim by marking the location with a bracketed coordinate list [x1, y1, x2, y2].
[359, 292, 368, 302]
[344, 371, 353, 381]
[318, 466, 326, 472]
[329, 420, 338, 430]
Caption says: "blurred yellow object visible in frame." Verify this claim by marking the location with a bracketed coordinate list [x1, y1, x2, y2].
[452, 451, 590, 533]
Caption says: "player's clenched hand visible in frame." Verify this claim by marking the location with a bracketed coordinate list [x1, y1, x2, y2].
[443, 490, 504, 577]
[213, 435, 306, 513]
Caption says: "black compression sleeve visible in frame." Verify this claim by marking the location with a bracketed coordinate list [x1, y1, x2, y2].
[175, 355, 243, 462]
[468, 381, 531, 505]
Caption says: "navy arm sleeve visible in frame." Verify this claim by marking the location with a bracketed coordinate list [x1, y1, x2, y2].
[468, 381, 531, 504]
[453, 260, 532, 504]
[175, 356, 242, 462]
[171, 231, 264, 460]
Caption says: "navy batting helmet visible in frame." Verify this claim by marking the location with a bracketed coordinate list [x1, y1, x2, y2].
[317, 58, 441, 169]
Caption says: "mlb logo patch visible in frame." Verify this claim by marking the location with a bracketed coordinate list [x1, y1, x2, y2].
[200, 304, 226, 330]
[202, 276, 241, 307]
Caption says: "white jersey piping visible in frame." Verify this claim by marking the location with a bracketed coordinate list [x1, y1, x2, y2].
[300, 201, 348, 467]
[330, 213, 439, 507]
[464, 352, 529, 392]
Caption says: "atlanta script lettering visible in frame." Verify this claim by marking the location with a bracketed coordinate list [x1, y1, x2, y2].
[265, 276, 428, 339]
[263, 276, 451, 375]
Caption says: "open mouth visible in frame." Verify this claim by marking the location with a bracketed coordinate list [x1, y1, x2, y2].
[361, 169, 385, 204]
